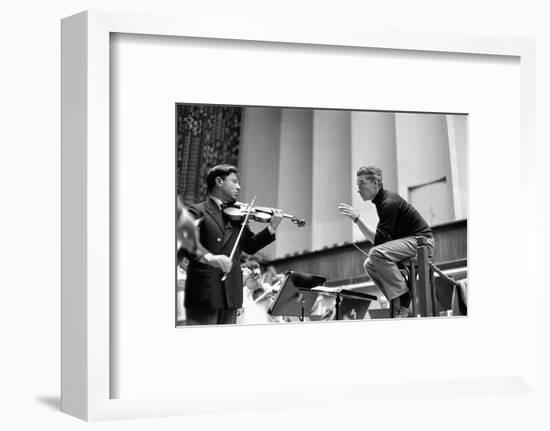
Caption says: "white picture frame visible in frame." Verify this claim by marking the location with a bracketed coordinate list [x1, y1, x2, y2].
[61, 9, 538, 421]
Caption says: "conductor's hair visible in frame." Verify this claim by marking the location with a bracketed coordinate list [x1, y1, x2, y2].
[206, 164, 238, 192]
[357, 166, 383, 188]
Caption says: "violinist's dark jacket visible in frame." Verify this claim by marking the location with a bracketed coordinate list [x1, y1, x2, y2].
[182, 196, 275, 310]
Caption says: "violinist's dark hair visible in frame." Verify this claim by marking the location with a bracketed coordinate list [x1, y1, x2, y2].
[206, 164, 238, 192]
[357, 166, 383, 188]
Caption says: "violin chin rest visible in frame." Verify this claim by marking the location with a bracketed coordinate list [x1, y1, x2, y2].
[223, 207, 241, 216]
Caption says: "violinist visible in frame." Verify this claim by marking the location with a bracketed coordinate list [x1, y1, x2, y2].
[176, 196, 207, 261]
[237, 260, 277, 325]
[182, 164, 284, 325]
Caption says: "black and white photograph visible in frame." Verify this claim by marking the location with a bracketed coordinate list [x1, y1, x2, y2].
[176, 104, 468, 326]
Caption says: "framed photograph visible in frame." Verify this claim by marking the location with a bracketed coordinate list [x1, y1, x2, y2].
[61, 10, 537, 421]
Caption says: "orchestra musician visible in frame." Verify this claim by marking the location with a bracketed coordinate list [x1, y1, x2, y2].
[176, 196, 206, 259]
[180, 164, 284, 325]
[237, 260, 281, 324]
[338, 166, 435, 318]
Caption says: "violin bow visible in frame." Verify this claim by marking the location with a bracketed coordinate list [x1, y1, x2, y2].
[221, 196, 256, 282]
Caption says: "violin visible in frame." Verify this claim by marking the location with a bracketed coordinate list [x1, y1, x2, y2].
[176, 198, 202, 256]
[223, 201, 306, 227]
[254, 279, 282, 303]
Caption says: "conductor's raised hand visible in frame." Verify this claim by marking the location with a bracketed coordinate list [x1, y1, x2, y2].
[338, 203, 359, 221]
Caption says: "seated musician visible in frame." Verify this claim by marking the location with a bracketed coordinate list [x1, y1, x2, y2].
[237, 260, 279, 324]
[338, 166, 435, 318]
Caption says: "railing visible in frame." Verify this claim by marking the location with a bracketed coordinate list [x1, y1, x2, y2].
[266, 219, 467, 287]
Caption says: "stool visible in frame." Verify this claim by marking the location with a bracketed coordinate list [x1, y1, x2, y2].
[395, 257, 417, 317]
[392, 237, 437, 318]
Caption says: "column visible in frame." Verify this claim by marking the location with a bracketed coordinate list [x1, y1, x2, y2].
[276, 108, 313, 256]
[312, 110, 352, 250]
[350, 111, 398, 242]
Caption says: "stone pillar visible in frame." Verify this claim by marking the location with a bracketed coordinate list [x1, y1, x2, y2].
[446, 114, 468, 220]
[276, 108, 313, 256]
[239, 107, 281, 259]
[350, 111, 398, 242]
[312, 110, 352, 250]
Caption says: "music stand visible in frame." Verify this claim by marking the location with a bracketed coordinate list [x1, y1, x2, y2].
[268, 271, 327, 321]
[338, 294, 374, 320]
[302, 286, 377, 320]
[368, 308, 392, 319]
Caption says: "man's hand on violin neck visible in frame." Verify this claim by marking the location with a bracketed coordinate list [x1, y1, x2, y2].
[269, 208, 284, 230]
[203, 253, 233, 273]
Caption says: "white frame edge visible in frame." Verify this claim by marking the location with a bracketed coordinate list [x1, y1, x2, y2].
[61, 11, 88, 420]
[61, 9, 537, 421]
